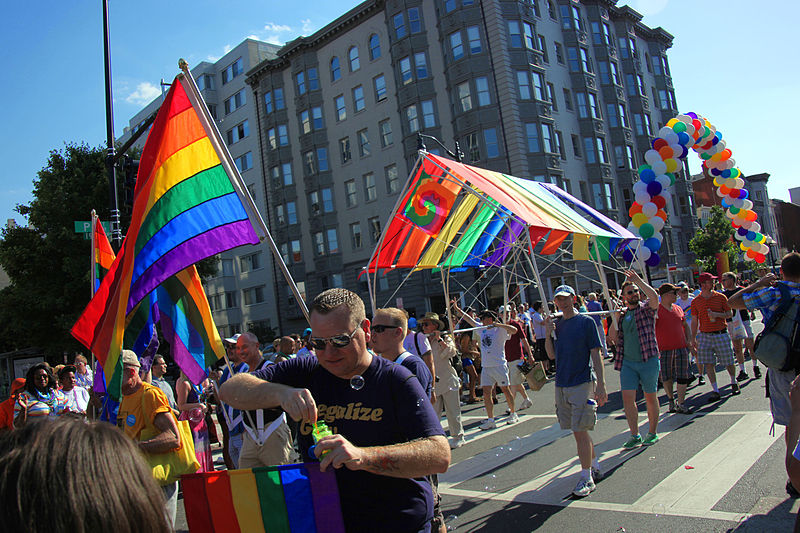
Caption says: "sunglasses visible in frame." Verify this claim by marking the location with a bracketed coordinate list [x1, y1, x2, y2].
[309, 324, 360, 350]
[625, 289, 639, 295]
[371, 324, 399, 333]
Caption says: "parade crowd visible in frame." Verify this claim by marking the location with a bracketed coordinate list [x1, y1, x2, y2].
[2, 252, 800, 532]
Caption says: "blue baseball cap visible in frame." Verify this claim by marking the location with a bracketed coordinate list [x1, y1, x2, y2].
[554, 285, 576, 298]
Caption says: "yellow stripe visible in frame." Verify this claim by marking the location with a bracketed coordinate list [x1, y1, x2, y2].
[415, 194, 480, 270]
[143, 136, 220, 214]
[572, 233, 590, 260]
[228, 469, 266, 533]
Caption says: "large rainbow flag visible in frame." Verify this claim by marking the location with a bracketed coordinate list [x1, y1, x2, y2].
[182, 463, 345, 533]
[72, 70, 265, 387]
[91, 214, 115, 293]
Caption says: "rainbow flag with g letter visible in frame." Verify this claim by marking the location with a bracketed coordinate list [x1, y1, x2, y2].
[181, 463, 344, 533]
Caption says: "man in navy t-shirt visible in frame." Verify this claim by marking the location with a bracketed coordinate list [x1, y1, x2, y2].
[220, 289, 449, 533]
[545, 285, 607, 499]
[370, 307, 433, 396]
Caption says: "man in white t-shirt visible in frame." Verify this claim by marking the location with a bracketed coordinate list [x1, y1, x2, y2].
[452, 302, 518, 430]
[58, 365, 90, 414]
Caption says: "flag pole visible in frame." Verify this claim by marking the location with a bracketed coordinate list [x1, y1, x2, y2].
[178, 59, 310, 324]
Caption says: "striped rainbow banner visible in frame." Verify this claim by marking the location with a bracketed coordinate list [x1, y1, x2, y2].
[182, 463, 344, 533]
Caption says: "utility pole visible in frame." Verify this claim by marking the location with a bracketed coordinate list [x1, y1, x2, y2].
[103, 0, 122, 249]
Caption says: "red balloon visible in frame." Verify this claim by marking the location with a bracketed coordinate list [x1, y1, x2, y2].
[655, 210, 667, 221]
[653, 138, 668, 150]
[653, 195, 666, 209]
[629, 203, 642, 217]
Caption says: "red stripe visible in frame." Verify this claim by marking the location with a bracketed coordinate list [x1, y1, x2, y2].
[181, 473, 215, 533]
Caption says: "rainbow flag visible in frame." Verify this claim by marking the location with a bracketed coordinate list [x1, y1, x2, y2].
[182, 464, 345, 533]
[91, 214, 115, 293]
[71, 71, 264, 389]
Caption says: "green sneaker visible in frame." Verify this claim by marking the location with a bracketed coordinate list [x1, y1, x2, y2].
[622, 434, 643, 449]
[642, 432, 659, 446]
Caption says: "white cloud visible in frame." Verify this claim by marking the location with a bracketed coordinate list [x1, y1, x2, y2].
[125, 82, 161, 106]
[247, 20, 319, 45]
[301, 19, 314, 34]
[264, 22, 291, 33]
[628, 0, 669, 17]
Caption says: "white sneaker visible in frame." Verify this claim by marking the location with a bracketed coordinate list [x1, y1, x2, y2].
[572, 477, 596, 497]
[519, 398, 533, 410]
[480, 418, 497, 430]
[591, 466, 604, 482]
[449, 436, 466, 449]
[506, 412, 519, 424]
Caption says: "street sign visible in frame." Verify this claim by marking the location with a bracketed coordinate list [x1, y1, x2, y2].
[74, 220, 111, 235]
[667, 264, 677, 272]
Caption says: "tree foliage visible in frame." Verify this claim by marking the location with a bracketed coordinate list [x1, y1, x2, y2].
[0, 144, 109, 358]
[688, 205, 740, 274]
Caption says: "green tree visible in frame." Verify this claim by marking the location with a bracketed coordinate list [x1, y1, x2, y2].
[0, 143, 109, 358]
[688, 205, 740, 274]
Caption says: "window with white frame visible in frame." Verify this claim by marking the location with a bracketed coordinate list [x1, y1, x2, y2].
[380, 119, 393, 147]
[364, 173, 377, 201]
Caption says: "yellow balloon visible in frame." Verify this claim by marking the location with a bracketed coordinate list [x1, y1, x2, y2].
[740, 242, 748, 251]
[667, 118, 679, 127]
[632, 213, 649, 226]
[665, 158, 678, 173]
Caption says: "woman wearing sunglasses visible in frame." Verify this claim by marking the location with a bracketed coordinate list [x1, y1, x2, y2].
[14, 363, 68, 427]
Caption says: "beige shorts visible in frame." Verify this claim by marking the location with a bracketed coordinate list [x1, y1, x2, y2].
[509, 362, 526, 386]
[238, 421, 294, 468]
[480, 364, 510, 387]
[555, 381, 597, 432]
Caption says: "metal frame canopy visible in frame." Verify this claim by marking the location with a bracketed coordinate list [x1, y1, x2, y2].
[364, 152, 641, 315]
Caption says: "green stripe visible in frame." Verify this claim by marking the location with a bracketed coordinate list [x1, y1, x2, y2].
[437, 198, 499, 269]
[159, 275, 219, 366]
[590, 236, 611, 262]
[254, 467, 291, 533]
[135, 165, 234, 255]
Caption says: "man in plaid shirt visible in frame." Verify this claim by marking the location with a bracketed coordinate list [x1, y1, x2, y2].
[610, 270, 661, 448]
[728, 252, 800, 497]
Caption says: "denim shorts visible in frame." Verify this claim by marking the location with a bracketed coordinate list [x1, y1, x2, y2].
[620, 356, 660, 393]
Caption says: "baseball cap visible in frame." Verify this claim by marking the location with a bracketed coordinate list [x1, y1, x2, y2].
[478, 309, 498, 320]
[224, 333, 241, 344]
[121, 349, 140, 368]
[697, 272, 717, 283]
[554, 285, 576, 298]
[658, 283, 679, 296]
[302, 328, 312, 338]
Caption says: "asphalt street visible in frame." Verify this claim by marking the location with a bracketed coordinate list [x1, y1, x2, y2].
[176, 318, 800, 532]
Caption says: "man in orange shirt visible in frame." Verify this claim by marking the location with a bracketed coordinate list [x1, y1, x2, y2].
[0, 379, 26, 431]
[690, 272, 738, 402]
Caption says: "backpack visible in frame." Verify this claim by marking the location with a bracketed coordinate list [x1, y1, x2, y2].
[753, 283, 800, 372]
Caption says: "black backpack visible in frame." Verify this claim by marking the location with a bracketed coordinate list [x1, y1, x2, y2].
[753, 283, 800, 372]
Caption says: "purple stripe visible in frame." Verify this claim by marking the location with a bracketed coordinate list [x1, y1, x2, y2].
[485, 218, 525, 267]
[158, 309, 208, 385]
[305, 463, 345, 533]
[127, 220, 259, 314]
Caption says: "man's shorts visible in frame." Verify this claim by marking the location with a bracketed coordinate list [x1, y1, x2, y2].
[659, 348, 691, 382]
[696, 330, 735, 367]
[481, 364, 510, 387]
[768, 368, 796, 426]
[555, 381, 596, 431]
[509, 361, 525, 386]
[620, 356, 660, 393]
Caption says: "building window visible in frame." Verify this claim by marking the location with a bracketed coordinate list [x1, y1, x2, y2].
[458, 82, 473, 111]
[476, 77, 490, 106]
[358, 129, 371, 157]
[450, 31, 464, 60]
[532, 71, 545, 100]
[555, 130, 566, 159]
[369, 34, 381, 60]
[525, 123, 540, 152]
[598, 62, 610, 85]
[221, 258, 234, 277]
[345, 179, 357, 207]
[508, 21, 522, 48]
[340, 137, 352, 164]
[274, 88, 284, 110]
[618, 104, 628, 127]
[331, 57, 341, 81]
[571, 134, 581, 157]
[374, 75, 387, 101]
[588, 93, 600, 118]
[350, 222, 362, 249]
[197, 74, 215, 91]
[335, 95, 346, 121]
[296, 71, 306, 95]
[317, 147, 328, 172]
[364, 173, 377, 201]
[547, 83, 556, 109]
[386, 164, 400, 193]
[581, 48, 592, 73]
[308, 68, 319, 91]
[225, 291, 238, 309]
[281, 162, 293, 185]
[240, 253, 261, 273]
[349, 46, 360, 71]
[313, 232, 326, 256]
[414, 52, 428, 79]
[369, 217, 382, 243]
[226, 120, 249, 144]
[517, 71, 531, 100]
[304, 151, 316, 175]
[221, 58, 242, 85]
[234, 152, 252, 172]
[286, 201, 297, 224]
[583, 137, 595, 163]
[610, 62, 621, 85]
[614, 145, 625, 168]
[224, 89, 246, 115]
[300, 110, 311, 134]
[406, 104, 419, 133]
[353, 85, 365, 112]
[542, 124, 555, 153]
[380, 119, 393, 147]
[408, 7, 421, 32]
[576, 93, 588, 118]
[563, 88, 573, 111]
[626, 145, 635, 168]
[554, 42, 564, 64]
[394, 12, 406, 39]
[264, 91, 274, 114]
[421, 100, 436, 128]
[467, 26, 482, 53]
[523, 22, 535, 49]
[604, 183, 616, 209]
[484, 128, 499, 158]
[276, 204, 286, 225]
[400, 56, 412, 85]
[444, 0, 456, 12]
[327, 228, 339, 254]
[267, 127, 276, 149]
[278, 125, 288, 146]
[538, 34, 548, 62]
[465, 133, 480, 162]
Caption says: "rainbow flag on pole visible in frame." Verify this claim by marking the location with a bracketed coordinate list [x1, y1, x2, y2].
[91, 212, 116, 294]
[182, 464, 345, 533]
[72, 67, 266, 388]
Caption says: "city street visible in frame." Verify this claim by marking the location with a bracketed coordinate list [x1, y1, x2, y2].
[177, 319, 800, 532]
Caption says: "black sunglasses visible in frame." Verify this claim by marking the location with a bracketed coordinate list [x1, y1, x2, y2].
[625, 289, 639, 295]
[309, 324, 360, 350]
[371, 324, 399, 333]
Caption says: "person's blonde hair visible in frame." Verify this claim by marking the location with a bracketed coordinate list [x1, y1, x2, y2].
[373, 308, 408, 336]
[310, 288, 366, 328]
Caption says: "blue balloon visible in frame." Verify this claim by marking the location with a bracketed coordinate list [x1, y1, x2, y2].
[622, 249, 634, 263]
[737, 227, 748, 237]
[641, 169, 656, 183]
[721, 169, 731, 178]
[710, 167, 721, 176]
[680, 145, 689, 158]
[721, 198, 731, 208]
[677, 132, 691, 146]
[739, 189, 748, 200]
[646, 181, 662, 196]
[646, 252, 661, 267]
[644, 237, 661, 252]
[746, 231, 756, 241]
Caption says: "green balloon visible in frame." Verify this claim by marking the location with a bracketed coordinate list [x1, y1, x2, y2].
[673, 121, 687, 133]
[639, 223, 655, 239]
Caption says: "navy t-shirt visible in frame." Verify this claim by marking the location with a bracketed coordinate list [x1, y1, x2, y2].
[554, 314, 601, 388]
[396, 350, 433, 397]
[254, 355, 444, 533]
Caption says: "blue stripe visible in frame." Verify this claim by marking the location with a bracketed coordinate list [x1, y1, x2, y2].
[155, 284, 206, 372]
[462, 208, 510, 267]
[279, 466, 317, 532]
[130, 193, 248, 287]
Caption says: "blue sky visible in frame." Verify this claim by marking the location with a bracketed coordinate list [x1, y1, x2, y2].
[2, 0, 797, 229]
